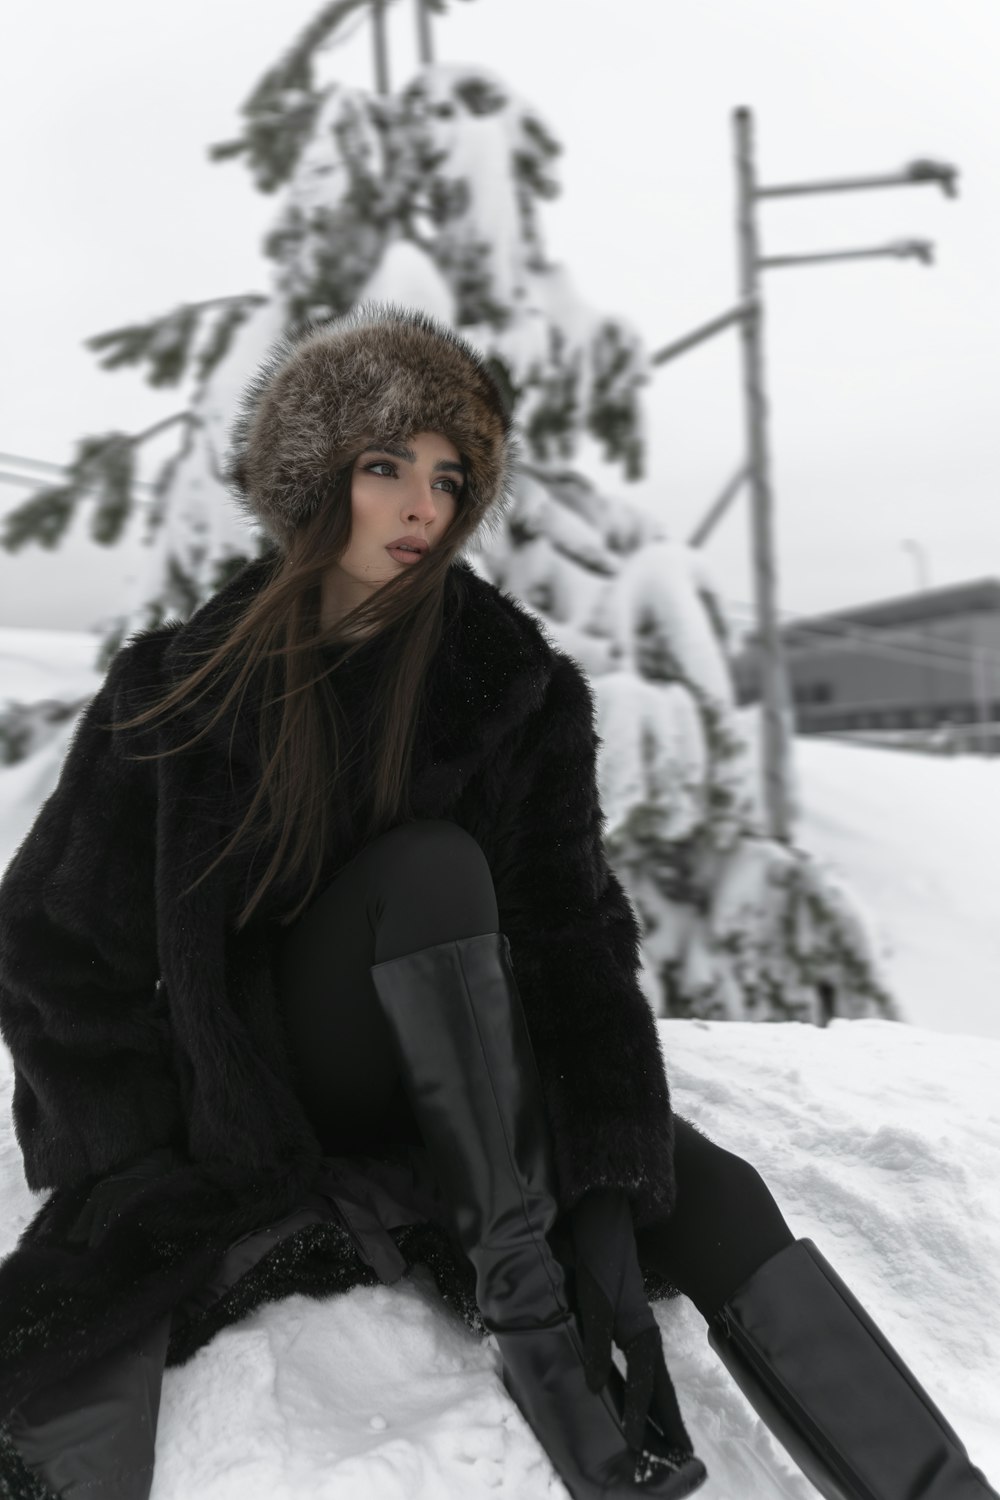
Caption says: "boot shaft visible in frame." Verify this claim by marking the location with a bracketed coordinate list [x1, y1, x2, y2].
[371, 931, 570, 1328]
[710, 1239, 998, 1500]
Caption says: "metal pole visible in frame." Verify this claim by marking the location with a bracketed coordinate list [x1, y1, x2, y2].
[415, 0, 434, 63]
[900, 540, 934, 719]
[650, 302, 752, 366]
[973, 643, 992, 755]
[756, 159, 959, 199]
[901, 538, 931, 592]
[760, 241, 934, 269]
[734, 106, 793, 841]
[371, 0, 390, 95]
[688, 464, 749, 548]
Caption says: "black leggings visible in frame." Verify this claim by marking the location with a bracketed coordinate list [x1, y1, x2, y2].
[274, 819, 794, 1323]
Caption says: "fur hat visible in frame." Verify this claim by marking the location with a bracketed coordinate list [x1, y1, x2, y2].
[224, 299, 519, 552]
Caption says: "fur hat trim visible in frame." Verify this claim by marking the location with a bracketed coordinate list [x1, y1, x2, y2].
[224, 300, 519, 550]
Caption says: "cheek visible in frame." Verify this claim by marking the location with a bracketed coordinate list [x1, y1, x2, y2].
[349, 479, 386, 532]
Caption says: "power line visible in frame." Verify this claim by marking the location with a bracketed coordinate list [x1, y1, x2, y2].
[0, 451, 155, 491]
[726, 599, 1000, 675]
[729, 608, 999, 675]
[726, 597, 1000, 666]
[728, 608, 987, 671]
[0, 452, 70, 476]
[781, 696, 999, 718]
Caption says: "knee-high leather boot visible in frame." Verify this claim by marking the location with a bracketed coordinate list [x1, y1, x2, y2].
[370, 930, 707, 1500]
[708, 1237, 998, 1500]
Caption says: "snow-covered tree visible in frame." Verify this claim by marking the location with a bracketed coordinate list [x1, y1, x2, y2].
[0, 9, 895, 1025]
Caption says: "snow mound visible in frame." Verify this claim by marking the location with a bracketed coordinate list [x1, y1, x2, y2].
[663, 1017, 1000, 1494]
[796, 736, 1000, 1039]
[2, 1017, 997, 1498]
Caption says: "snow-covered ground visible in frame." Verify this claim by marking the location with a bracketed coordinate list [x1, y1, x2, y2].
[795, 737, 1000, 1041]
[0, 1017, 996, 1499]
[2, 632, 999, 1496]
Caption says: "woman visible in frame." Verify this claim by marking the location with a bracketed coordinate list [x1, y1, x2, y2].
[0, 301, 993, 1500]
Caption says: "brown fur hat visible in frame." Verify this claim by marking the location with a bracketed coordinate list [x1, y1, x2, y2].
[224, 299, 520, 552]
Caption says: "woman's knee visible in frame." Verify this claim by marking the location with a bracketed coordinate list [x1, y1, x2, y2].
[672, 1117, 784, 1225]
[367, 818, 487, 876]
[363, 819, 499, 960]
[637, 1117, 794, 1319]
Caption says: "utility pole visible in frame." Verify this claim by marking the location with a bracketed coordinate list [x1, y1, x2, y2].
[734, 109, 792, 842]
[657, 112, 958, 840]
[371, 0, 433, 100]
[415, 0, 434, 64]
[973, 643, 993, 756]
[371, 0, 390, 95]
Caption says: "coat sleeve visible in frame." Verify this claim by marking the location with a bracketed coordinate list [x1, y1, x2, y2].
[0, 636, 184, 1193]
[484, 651, 676, 1228]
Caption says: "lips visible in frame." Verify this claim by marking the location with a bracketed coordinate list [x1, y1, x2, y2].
[386, 535, 428, 565]
[387, 537, 428, 553]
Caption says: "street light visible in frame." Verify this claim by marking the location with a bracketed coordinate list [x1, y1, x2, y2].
[654, 117, 958, 842]
[901, 538, 931, 592]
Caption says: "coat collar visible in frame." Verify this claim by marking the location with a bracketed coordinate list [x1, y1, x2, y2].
[156, 548, 555, 790]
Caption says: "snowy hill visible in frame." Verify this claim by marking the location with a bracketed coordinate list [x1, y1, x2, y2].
[1, 1017, 996, 1499]
[795, 737, 1000, 1040]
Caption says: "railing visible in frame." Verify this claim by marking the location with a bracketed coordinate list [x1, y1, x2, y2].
[811, 721, 1000, 756]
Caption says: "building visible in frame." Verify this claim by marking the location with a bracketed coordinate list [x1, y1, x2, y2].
[733, 578, 1000, 741]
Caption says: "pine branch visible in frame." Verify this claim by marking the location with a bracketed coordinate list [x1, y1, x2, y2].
[85, 295, 268, 388]
[206, 0, 376, 192]
[0, 417, 196, 553]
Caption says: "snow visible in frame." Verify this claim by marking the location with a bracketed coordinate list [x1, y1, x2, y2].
[0, 628, 103, 703]
[1, 1017, 997, 1498]
[794, 737, 1000, 1040]
[2, 634, 999, 1496]
[360, 240, 458, 332]
[2, 22, 996, 1490]
[119, 293, 290, 619]
[0, 632, 101, 867]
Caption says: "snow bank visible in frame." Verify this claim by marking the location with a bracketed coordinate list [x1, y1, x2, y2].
[795, 737, 1000, 1039]
[2, 1017, 996, 1499]
[0, 629, 102, 868]
[0, 629, 102, 703]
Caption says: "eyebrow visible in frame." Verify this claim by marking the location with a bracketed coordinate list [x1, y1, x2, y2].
[361, 442, 466, 478]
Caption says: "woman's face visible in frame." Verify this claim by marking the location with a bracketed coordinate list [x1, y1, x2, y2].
[321, 430, 465, 629]
[346, 428, 464, 573]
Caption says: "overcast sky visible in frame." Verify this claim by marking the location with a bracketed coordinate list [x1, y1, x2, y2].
[2, 0, 998, 628]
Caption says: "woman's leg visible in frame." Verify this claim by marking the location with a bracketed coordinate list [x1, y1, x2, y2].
[638, 1121, 998, 1499]
[634, 1117, 795, 1322]
[363, 824, 705, 1496]
[274, 818, 499, 1153]
[278, 817, 705, 1496]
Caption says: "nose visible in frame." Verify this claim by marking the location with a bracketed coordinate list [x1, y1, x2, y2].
[403, 482, 443, 523]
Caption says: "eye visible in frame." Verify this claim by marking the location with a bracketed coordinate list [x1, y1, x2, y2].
[364, 460, 463, 494]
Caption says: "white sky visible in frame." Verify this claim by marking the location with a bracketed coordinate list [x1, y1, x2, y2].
[2, 0, 999, 628]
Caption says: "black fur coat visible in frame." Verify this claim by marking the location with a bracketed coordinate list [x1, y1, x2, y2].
[0, 551, 677, 1429]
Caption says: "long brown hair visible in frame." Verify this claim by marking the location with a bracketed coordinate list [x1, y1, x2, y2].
[104, 446, 479, 932]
